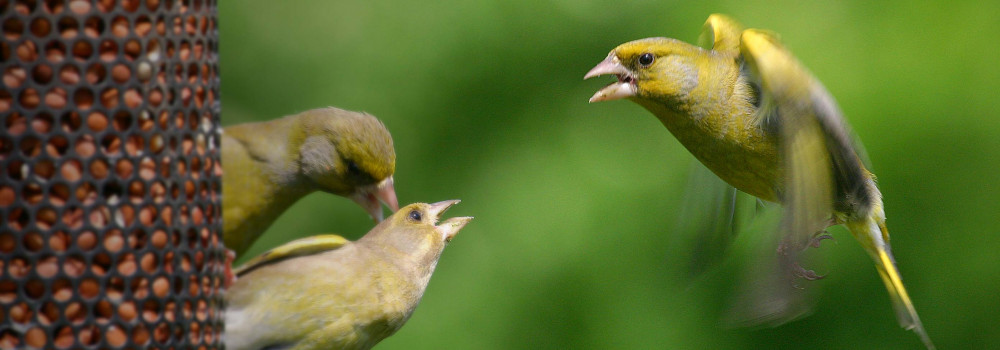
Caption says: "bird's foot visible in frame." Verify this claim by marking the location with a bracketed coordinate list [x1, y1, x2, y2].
[807, 231, 834, 249]
[792, 262, 825, 281]
[777, 240, 791, 256]
[778, 231, 833, 252]
[223, 249, 237, 289]
[777, 235, 828, 283]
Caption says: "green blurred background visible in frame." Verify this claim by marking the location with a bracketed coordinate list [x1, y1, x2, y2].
[218, 1, 1000, 349]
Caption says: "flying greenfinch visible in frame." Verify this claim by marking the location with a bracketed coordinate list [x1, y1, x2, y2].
[224, 200, 472, 350]
[222, 107, 399, 257]
[585, 14, 933, 348]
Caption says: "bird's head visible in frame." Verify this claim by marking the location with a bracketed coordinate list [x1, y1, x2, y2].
[364, 200, 473, 272]
[297, 107, 399, 221]
[584, 38, 705, 106]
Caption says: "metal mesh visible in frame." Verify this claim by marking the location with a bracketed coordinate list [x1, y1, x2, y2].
[0, 0, 224, 348]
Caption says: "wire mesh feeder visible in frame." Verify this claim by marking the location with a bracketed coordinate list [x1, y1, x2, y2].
[0, 0, 224, 348]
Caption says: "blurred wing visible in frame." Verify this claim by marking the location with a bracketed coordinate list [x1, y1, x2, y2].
[234, 234, 349, 277]
[744, 30, 874, 217]
[727, 28, 869, 326]
[851, 131, 874, 171]
[698, 14, 745, 55]
[673, 161, 759, 278]
[742, 27, 837, 260]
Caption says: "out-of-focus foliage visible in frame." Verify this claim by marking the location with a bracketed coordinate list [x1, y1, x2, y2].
[219, 1, 1000, 349]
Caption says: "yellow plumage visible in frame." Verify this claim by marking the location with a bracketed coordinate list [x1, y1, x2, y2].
[225, 200, 473, 350]
[586, 14, 933, 349]
[222, 107, 399, 256]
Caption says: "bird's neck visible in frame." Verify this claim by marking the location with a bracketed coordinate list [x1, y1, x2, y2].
[635, 81, 757, 154]
[239, 116, 320, 191]
[226, 117, 319, 217]
[361, 230, 443, 288]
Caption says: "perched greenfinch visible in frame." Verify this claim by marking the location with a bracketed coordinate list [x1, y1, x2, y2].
[585, 14, 933, 348]
[222, 107, 399, 257]
[224, 200, 472, 350]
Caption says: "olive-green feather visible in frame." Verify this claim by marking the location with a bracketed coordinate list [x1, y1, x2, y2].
[586, 14, 934, 348]
[233, 234, 349, 276]
[222, 107, 396, 256]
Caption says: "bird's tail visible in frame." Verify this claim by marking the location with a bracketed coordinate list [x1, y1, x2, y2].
[850, 216, 935, 350]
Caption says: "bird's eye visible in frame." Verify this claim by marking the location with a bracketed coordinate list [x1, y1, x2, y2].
[408, 210, 422, 222]
[345, 160, 361, 174]
[638, 53, 655, 67]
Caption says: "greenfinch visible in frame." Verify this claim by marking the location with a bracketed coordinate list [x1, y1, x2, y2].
[585, 14, 933, 348]
[222, 107, 399, 257]
[224, 200, 472, 350]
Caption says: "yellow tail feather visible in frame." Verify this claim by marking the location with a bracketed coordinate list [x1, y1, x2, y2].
[869, 222, 935, 350]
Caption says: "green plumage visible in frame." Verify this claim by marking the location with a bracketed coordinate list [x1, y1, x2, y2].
[222, 107, 397, 256]
[586, 14, 933, 349]
[225, 200, 472, 350]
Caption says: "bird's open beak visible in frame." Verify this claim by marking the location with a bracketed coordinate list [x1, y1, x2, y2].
[427, 199, 473, 242]
[351, 176, 399, 223]
[584, 54, 637, 103]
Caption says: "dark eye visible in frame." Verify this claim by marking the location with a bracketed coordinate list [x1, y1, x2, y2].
[638, 53, 655, 67]
[345, 160, 361, 174]
[408, 210, 422, 222]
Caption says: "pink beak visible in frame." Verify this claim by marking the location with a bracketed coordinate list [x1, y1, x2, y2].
[584, 54, 637, 102]
[351, 176, 399, 223]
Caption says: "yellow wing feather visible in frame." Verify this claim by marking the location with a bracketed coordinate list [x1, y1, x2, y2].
[234, 234, 349, 277]
[698, 14, 744, 55]
[741, 29, 934, 349]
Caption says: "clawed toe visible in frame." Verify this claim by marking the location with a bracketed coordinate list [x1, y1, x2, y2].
[808, 233, 833, 249]
[793, 262, 825, 281]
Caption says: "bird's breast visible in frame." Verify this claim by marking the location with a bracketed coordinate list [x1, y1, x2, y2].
[642, 100, 782, 202]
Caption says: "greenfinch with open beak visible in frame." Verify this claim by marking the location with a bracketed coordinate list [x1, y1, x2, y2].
[585, 14, 933, 349]
[224, 200, 472, 350]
